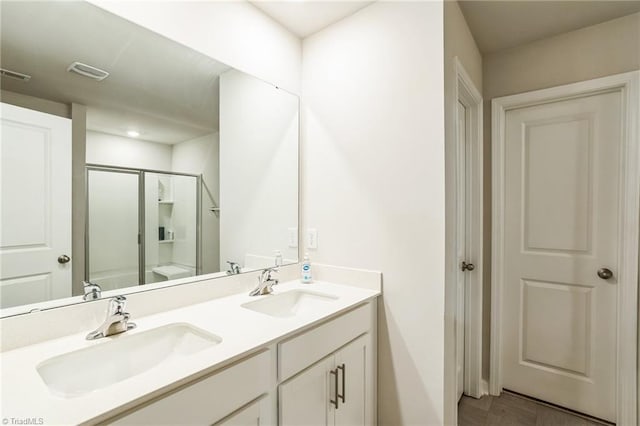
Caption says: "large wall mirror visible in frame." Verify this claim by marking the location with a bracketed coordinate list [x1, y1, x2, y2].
[0, 1, 299, 316]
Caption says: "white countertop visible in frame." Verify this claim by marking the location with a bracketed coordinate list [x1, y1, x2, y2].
[0, 280, 379, 425]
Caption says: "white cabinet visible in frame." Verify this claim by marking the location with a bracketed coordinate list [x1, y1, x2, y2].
[279, 335, 370, 426]
[279, 356, 334, 425]
[108, 350, 271, 425]
[277, 302, 376, 426]
[101, 300, 377, 426]
[278, 335, 373, 426]
[277, 303, 372, 382]
[215, 396, 267, 426]
[334, 336, 367, 426]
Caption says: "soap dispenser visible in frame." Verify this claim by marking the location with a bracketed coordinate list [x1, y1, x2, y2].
[301, 253, 312, 283]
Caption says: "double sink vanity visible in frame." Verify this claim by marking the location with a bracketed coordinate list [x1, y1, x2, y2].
[0, 3, 381, 425]
[0, 266, 380, 425]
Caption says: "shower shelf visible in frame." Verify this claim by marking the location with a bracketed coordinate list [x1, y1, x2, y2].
[158, 200, 174, 205]
[159, 239, 174, 244]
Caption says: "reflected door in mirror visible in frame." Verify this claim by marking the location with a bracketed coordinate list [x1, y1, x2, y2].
[0, 103, 72, 308]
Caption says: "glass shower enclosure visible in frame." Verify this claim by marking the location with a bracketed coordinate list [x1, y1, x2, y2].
[86, 165, 201, 292]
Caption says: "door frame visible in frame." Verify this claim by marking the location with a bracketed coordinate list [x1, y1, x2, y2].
[85, 165, 144, 285]
[453, 57, 484, 399]
[84, 164, 203, 286]
[489, 71, 639, 425]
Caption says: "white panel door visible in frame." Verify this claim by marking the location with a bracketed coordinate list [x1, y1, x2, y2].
[0, 103, 72, 308]
[502, 91, 620, 421]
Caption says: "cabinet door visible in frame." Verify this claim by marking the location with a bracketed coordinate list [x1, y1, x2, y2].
[216, 397, 264, 426]
[279, 356, 334, 426]
[334, 335, 368, 426]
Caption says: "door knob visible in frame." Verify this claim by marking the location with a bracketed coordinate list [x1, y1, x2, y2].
[597, 268, 613, 280]
[58, 254, 71, 264]
[461, 261, 475, 272]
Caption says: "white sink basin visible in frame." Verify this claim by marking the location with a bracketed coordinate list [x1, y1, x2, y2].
[241, 289, 338, 318]
[37, 323, 221, 398]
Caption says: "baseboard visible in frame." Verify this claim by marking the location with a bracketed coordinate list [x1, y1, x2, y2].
[480, 379, 489, 396]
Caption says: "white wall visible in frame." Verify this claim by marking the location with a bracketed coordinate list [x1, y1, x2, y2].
[86, 130, 172, 170]
[443, 1, 483, 423]
[219, 69, 299, 270]
[89, 0, 301, 94]
[172, 132, 220, 273]
[302, 2, 445, 424]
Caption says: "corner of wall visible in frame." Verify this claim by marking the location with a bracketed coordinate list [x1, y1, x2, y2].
[71, 103, 87, 295]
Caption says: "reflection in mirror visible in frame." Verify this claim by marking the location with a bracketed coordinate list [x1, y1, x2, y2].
[0, 1, 299, 315]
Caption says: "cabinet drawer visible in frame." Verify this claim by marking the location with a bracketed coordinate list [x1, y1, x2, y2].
[278, 302, 371, 382]
[111, 350, 270, 425]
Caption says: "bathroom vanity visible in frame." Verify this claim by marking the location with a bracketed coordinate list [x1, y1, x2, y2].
[0, 3, 381, 425]
[0, 273, 379, 425]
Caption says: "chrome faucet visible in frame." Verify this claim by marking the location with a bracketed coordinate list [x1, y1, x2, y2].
[82, 280, 102, 301]
[249, 267, 279, 296]
[226, 261, 241, 275]
[86, 296, 136, 340]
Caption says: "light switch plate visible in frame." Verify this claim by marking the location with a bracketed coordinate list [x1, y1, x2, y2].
[288, 228, 298, 248]
[307, 228, 318, 249]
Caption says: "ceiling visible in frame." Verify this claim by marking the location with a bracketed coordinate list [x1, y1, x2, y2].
[250, 1, 374, 38]
[458, 1, 640, 53]
[0, 1, 230, 144]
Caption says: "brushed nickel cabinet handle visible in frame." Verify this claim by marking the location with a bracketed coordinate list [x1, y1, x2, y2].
[337, 363, 346, 403]
[330, 368, 339, 409]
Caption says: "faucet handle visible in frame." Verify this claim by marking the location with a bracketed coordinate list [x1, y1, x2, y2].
[83, 280, 102, 301]
[261, 266, 279, 283]
[226, 261, 241, 275]
[108, 296, 127, 315]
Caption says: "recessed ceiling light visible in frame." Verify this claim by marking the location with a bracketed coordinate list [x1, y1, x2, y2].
[127, 130, 140, 138]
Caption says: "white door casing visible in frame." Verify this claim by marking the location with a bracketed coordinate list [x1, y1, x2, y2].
[491, 71, 639, 425]
[455, 100, 467, 401]
[0, 103, 72, 308]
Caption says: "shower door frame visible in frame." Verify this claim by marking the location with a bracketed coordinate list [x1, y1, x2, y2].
[85, 164, 202, 286]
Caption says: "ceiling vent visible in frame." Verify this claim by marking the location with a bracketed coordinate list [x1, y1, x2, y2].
[0, 68, 31, 82]
[67, 62, 109, 81]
